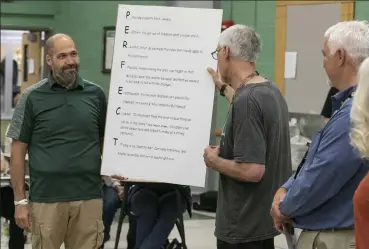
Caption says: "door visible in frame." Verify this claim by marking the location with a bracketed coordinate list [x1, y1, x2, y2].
[274, 0, 355, 97]
[21, 31, 42, 92]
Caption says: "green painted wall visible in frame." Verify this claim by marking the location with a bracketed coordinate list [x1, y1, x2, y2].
[355, 1, 369, 20]
[217, 1, 276, 131]
[0, 1, 59, 28]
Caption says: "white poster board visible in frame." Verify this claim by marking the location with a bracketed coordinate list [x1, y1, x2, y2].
[101, 5, 223, 187]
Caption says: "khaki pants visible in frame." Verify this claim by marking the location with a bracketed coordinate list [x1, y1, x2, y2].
[30, 199, 104, 249]
[297, 230, 355, 249]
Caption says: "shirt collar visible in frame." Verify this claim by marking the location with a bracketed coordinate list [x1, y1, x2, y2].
[331, 85, 356, 112]
[48, 71, 84, 89]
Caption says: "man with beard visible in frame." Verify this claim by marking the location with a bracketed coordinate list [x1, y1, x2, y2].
[7, 34, 107, 249]
[203, 24, 292, 249]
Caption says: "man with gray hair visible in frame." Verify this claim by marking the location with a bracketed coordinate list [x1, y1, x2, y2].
[203, 24, 292, 249]
[271, 20, 369, 249]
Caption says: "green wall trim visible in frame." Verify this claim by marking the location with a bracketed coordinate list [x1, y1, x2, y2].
[216, 1, 276, 130]
[1, 1, 58, 16]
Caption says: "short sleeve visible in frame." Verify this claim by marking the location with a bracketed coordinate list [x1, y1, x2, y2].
[232, 96, 266, 165]
[99, 89, 107, 138]
[6, 92, 34, 144]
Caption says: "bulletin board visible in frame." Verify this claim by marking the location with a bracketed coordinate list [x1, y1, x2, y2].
[274, 0, 355, 95]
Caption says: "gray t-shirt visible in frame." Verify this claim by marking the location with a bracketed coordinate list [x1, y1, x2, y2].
[216, 81, 292, 243]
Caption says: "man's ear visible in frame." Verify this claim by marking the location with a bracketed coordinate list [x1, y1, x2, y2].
[46, 54, 52, 67]
[225, 46, 231, 60]
[337, 49, 346, 67]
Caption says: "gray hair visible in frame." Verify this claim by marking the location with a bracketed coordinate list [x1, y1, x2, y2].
[350, 57, 369, 159]
[324, 20, 369, 68]
[218, 24, 262, 62]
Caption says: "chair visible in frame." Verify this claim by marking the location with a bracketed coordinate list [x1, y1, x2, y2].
[114, 183, 188, 249]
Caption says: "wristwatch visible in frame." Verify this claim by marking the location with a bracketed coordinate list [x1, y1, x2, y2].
[14, 199, 28, 206]
[220, 84, 227, 96]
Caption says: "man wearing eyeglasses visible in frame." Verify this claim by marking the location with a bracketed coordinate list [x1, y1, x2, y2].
[203, 24, 292, 249]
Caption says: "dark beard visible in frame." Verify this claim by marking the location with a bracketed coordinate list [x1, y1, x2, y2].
[54, 66, 78, 89]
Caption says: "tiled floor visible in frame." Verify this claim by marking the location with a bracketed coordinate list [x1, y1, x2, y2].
[1, 211, 293, 249]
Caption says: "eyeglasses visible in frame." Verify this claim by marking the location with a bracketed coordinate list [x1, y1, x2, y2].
[211, 50, 218, 60]
[211, 47, 224, 60]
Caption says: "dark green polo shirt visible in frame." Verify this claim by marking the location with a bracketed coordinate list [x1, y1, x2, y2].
[7, 73, 107, 203]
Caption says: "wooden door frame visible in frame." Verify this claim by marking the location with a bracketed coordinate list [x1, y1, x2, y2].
[1, 26, 53, 79]
[274, 0, 355, 94]
[21, 32, 43, 93]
